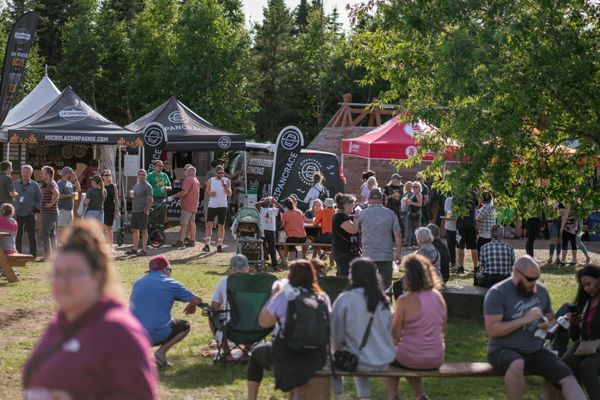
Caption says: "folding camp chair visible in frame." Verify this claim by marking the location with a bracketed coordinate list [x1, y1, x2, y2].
[202, 272, 277, 367]
[318, 276, 349, 304]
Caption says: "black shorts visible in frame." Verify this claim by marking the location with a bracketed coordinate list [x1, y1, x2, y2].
[104, 209, 115, 226]
[207, 207, 227, 225]
[488, 347, 573, 386]
[152, 319, 190, 346]
[130, 212, 148, 231]
[457, 227, 477, 250]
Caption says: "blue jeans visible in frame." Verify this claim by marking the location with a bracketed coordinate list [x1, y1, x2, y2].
[331, 363, 388, 397]
[402, 211, 412, 244]
[85, 210, 104, 223]
[41, 213, 58, 259]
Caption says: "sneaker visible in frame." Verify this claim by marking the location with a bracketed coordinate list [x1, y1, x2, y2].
[473, 266, 480, 274]
[319, 253, 328, 261]
[273, 267, 283, 272]
[534, 258, 541, 263]
[172, 240, 185, 248]
[456, 267, 467, 274]
[203, 244, 210, 252]
[217, 245, 223, 253]
[449, 264, 457, 272]
[185, 240, 196, 247]
[557, 259, 566, 266]
[547, 258, 553, 264]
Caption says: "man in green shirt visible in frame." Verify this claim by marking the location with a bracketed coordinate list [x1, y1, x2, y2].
[146, 160, 172, 226]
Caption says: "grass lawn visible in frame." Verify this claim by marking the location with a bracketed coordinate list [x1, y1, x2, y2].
[1, 236, 599, 399]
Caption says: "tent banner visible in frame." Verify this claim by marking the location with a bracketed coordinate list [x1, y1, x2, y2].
[143, 122, 168, 173]
[270, 126, 304, 201]
[0, 11, 40, 126]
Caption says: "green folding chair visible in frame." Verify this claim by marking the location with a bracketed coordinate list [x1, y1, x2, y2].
[203, 272, 277, 367]
[318, 275, 349, 304]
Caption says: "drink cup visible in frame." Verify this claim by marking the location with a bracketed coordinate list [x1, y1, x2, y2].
[402, 198, 407, 205]
[74, 192, 79, 200]
[446, 210, 451, 218]
[161, 186, 166, 194]
[395, 192, 400, 200]
[129, 190, 134, 198]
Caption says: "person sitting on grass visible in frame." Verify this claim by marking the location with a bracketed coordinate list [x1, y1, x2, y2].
[209, 254, 249, 361]
[383, 253, 447, 400]
[130, 255, 203, 367]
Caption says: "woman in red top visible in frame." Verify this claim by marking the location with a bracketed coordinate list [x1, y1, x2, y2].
[23, 220, 157, 400]
[279, 198, 307, 262]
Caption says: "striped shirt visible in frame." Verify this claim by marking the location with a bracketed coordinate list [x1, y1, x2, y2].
[42, 180, 59, 214]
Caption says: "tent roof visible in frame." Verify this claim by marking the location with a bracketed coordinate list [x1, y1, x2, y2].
[126, 96, 245, 151]
[341, 116, 445, 160]
[8, 86, 141, 145]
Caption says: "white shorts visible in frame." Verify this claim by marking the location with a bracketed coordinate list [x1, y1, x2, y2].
[57, 209, 74, 227]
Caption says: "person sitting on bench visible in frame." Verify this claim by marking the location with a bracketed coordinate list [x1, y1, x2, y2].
[383, 253, 447, 400]
[475, 224, 515, 288]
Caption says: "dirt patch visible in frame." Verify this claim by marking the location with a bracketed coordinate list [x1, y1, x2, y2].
[0, 308, 53, 332]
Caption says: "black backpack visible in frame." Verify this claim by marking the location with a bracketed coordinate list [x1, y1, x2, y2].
[316, 186, 328, 202]
[282, 291, 329, 354]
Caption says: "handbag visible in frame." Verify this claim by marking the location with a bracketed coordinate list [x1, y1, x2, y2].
[77, 198, 87, 217]
[408, 210, 421, 221]
[574, 339, 600, 356]
[333, 311, 375, 372]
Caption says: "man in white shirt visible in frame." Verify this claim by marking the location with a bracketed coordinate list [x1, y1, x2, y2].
[204, 165, 231, 253]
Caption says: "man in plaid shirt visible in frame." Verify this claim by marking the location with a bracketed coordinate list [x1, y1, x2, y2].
[475, 224, 515, 288]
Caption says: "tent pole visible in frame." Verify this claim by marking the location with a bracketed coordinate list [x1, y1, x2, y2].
[341, 154, 344, 170]
[6, 141, 9, 160]
[367, 158, 370, 171]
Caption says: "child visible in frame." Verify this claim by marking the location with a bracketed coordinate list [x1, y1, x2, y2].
[0, 203, 18, 254]
[255, 197, 284, 272]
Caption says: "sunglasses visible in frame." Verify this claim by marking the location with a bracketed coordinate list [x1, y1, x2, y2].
[217, 172, 224, 175]
[516, 268, 539, 282]
[102, 174, 111, 177]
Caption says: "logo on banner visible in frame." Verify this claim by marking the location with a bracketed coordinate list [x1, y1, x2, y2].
[15, 28, 31, 43]
[218, 136, 231, 149]
[404, 124, 415, 137]
[281, 129, 301, 150]
[168, 111, 188, 124]
[348, 141, 360, 153]
[144, 123, 167, 147]
[298, 158, 323, 185]
[59, 106, 88, 121]
[406, 146, 417, 158]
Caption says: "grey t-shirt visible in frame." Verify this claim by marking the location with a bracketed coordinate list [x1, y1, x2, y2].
[0, 172, 14, 204]
[356, 204, 400, 262]
[86, 187, 106, 211]
[205, 169, 216, 183]
[484, 279, 553, 354]
[57, 179, 75, 210]
[132, 182, 153, 213]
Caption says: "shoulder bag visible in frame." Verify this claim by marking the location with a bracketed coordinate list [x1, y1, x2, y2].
[333, 311, 375, 371]
[333, 217, 361, 256]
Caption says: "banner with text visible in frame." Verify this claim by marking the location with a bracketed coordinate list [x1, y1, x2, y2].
[0, 11, 40, 126]
[143, 122, 168, 173]
[270, 126, 304, 201]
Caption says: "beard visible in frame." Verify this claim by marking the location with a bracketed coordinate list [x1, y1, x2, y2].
[517, 279, 536, 298]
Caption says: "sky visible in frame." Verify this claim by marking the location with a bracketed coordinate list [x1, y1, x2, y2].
[242, 0, 355, 31]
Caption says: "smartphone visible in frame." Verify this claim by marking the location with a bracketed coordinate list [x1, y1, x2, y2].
[568, 305, 579, 315]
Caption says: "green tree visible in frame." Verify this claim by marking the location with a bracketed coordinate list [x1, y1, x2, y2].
[351, 0, 600, 213]
[252, 0, 296, 141]
[294, 0, 309, 34]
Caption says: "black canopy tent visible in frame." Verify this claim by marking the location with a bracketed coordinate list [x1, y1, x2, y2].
[7, 86, 141, 145]
[125, 96, 245, 151]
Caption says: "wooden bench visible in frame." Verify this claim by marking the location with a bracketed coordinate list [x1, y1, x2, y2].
[276, 242, 334, 267]
[6, 254, 35, 267]
[289, 363, 564, 400]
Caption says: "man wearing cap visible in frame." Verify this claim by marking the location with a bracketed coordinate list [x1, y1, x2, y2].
[209, 254, 250, 359]
[172, 166, 200, 248]
[56, 166, 81, 243]
[357, 188, 402, 289]
[146, 160, 172, 226]
[130, 255, 203, 367]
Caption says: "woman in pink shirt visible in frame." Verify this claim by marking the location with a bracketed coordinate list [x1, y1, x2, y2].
[0, 203, 18, 254]
[384, 254, 447, 400]
[23, 220, 157, 400]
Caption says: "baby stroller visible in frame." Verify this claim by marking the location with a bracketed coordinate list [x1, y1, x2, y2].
[116, 200, 167, 248]
[231, 207, 265, 271]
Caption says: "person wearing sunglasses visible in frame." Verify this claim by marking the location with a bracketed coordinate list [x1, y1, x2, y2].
[130, 255, 203, 367]
[484, 255, 586, 400]
[146, 160, 172, 227]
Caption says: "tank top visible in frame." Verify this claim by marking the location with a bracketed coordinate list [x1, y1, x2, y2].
[104, 184, 116, 211]
[395, 290, 445, 369]
[208, 177, 228, 208]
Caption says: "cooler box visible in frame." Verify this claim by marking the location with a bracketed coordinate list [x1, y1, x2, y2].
[588, 212, 600, 242]
[238, 189, 258, 208]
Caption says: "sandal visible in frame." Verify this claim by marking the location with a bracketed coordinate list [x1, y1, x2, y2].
[125, 249, 137, 255]
[137, 250, 147, 256]
[154, 357, 171, 367]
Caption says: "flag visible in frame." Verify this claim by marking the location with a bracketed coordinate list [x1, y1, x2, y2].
[270, 126, 304, 201]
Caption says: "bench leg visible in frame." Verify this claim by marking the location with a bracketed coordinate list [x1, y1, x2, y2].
[540, 379, 564, 400]
[289, 376, 330, 400]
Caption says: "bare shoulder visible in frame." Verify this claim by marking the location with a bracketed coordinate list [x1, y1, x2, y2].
[432, 289, 447, 307]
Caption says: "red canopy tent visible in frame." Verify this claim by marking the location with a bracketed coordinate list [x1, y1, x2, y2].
[340, 116, 455, 170]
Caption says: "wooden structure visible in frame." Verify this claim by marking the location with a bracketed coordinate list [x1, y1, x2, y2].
[290, 363, 563, 400]
[0, 232, 34, 283]
[308, 94, 428, 199]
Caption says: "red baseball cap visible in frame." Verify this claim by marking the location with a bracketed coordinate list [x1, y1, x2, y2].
[147, 255, 170, 272]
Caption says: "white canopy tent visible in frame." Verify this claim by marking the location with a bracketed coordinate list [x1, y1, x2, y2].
[0, 74, 61, 141]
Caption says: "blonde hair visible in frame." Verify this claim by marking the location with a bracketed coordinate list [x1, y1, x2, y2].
[60, 220, 123, 302]
[403, 253, 442, 292]
[404, 181, 413, 194]
[1, 203, 14, 218]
